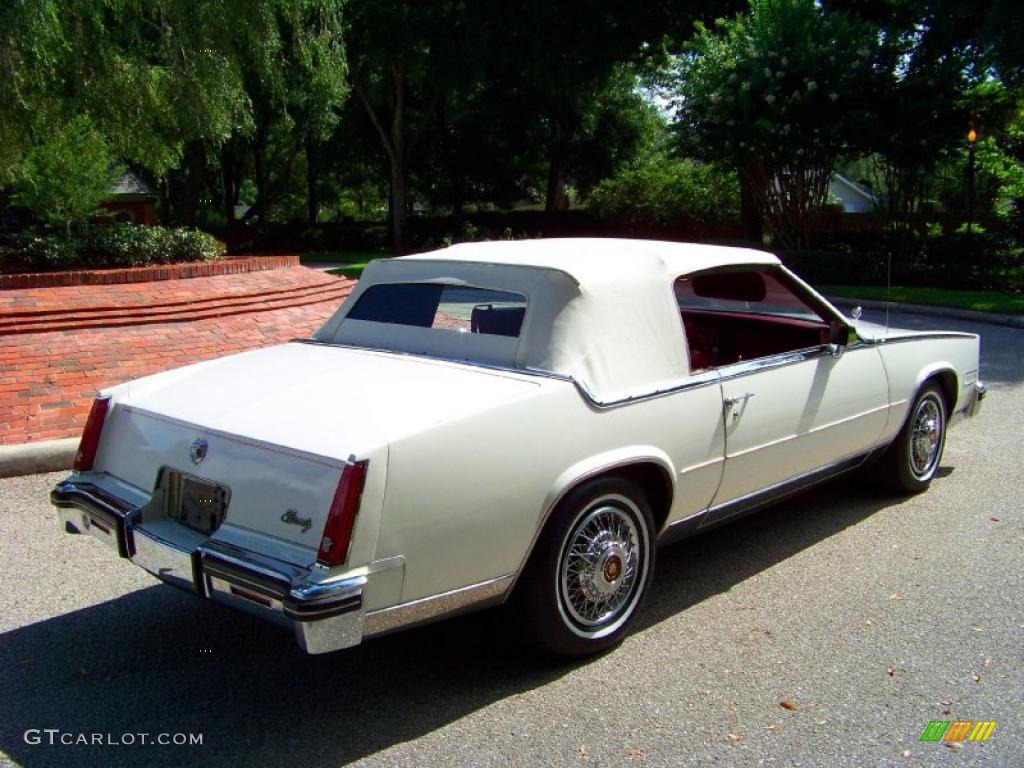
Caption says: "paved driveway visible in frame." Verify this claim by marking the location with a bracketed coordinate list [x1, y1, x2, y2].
[0, 310, 1020, 767]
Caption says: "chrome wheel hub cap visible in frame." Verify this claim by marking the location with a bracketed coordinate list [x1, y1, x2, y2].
[560, 506, 640, 627]
[910, 398, 942, 477]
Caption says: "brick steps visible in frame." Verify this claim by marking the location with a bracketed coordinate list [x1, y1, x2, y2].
[0, 280, 350, 334]
[0, 267, 358, 445]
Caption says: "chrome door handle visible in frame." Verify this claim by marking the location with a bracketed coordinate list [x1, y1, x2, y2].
[724, 393, 754, 406]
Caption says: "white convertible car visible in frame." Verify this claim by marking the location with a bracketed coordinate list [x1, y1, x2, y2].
[52, 239, 985, 656]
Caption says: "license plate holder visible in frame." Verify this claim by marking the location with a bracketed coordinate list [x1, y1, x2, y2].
[159, 467, 230, 535]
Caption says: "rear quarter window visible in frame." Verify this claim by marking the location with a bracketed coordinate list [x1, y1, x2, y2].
[346, 283, 528, 337]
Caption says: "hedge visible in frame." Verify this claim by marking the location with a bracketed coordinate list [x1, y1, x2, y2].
[0, 224, 226, 273]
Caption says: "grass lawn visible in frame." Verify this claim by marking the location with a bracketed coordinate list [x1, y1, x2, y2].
[821, 285, 1024, 315]
[300, 250, 388, 279]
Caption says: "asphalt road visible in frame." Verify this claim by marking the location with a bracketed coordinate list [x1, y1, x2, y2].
[1, 309, 1021, 768]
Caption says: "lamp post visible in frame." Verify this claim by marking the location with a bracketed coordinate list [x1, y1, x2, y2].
[966, 126, 977, 236]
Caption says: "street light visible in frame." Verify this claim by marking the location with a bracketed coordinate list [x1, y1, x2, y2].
[966, 125, 978, 236]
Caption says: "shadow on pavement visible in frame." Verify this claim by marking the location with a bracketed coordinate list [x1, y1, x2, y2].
[0, 470, 906, 768]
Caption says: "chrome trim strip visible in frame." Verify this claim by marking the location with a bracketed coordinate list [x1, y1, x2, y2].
[657, 508, 707, 545]
[294, 338, 722, 410]
[874, 332, 978, 344]
[363, 573, 514, 636]
[699, 449, 873, 529]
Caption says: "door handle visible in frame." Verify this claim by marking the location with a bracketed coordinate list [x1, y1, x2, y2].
[724, 392, 754, 407]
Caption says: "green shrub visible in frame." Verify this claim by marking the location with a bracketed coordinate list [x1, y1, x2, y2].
[0, 224, 225, 273]
[779, 228, 1023, 292]
[587, 155, 739, 226]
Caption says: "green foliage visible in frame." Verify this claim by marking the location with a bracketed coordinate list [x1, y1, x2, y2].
[1, 224, 225, 272]
[12, 116, 119, 229]
[781, 228, 1023, 292]
[673, 0, 877, 247]
[588, 155, 739, 225]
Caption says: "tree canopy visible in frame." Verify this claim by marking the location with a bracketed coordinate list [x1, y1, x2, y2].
[2, 0, 1023, 251]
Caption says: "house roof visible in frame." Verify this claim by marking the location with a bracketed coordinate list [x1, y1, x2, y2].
[831, 173, 877, 204]
[108, 169, 157, 199]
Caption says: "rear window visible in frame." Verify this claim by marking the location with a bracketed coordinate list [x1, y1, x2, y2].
[347, 283, 528, 337]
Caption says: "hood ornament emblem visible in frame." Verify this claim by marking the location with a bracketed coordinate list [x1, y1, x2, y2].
[190, 438, 208, 465]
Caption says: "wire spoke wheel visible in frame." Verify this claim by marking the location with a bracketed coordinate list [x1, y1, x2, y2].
[555, 493, 650, 640]
[881, 383, 947, 494]
[909, 396, 943, 479]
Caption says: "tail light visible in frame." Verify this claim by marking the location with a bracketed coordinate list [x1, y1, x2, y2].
[74, 396, 111, 471]
[317, 461, 368, 567]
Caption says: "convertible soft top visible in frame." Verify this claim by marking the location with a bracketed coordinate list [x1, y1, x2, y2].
[315, 239, 779, 403]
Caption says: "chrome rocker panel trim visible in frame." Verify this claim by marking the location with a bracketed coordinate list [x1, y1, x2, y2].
[658, 449, 876, 546]
[51, 479, 366, 654]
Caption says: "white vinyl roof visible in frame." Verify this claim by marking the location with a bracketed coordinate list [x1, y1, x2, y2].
[315, 239, 781, 404]
[400, 238, 779, 288]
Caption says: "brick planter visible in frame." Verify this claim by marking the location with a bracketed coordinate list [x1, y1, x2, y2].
[0, 254, 300, 290]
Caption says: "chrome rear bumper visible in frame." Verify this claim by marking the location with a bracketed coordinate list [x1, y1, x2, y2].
[51, 478, 365, 654]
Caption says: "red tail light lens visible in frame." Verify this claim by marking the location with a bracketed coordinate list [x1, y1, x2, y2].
[317, 461, 368, 567]
[74, 396, 111, 471]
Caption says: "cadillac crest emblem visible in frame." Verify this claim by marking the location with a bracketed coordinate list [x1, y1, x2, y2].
[190, 438, 208, 465]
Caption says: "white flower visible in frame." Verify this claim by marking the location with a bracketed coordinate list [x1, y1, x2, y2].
[792, 89, 801, 99]
[776, 70, 785, 78]
[806, 80, 817, 91]
[740, 140, 746, 147]
[764, 67, 772, 77]
[796, 148, 804, 155]
[829, 92, 839, 102]
[728, 73, 738, 82]
[765, 94, 776, 104]
[781, 57, 789, 66]
[741, 81, 750, 91]
[710, 91, 721, 102]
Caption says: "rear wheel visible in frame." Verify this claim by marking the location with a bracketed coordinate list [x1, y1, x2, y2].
[881, 383, 947, 493]
[514, 477, 655, 657]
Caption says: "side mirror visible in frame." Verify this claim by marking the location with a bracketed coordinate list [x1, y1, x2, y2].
[828, 321, 856, 356]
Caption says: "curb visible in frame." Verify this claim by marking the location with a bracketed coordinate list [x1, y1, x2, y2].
[0, 438, 77, 479]
[826, 296, 1024, 329]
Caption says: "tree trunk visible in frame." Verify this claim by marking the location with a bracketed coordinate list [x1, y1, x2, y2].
[544, 144, 566, 213]
[353, 65, 409, 254]
[221, 142, 237, 224]
[178, 141, 206, 227]
[739, 173, 763, 244]
[306, 131, 319, 225]
[247, 115, 270, 223]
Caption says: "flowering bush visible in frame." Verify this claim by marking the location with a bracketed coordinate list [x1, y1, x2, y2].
[673, 0, 878, 247]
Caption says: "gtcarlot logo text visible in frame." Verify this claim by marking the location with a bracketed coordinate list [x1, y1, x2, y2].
[24, 729, 203, 747]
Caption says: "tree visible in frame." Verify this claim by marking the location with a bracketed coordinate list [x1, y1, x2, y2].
[673, 0, 877, 248]
[13, 116, 119, 233]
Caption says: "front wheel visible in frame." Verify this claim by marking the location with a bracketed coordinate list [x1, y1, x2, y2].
[513, 477, 655, 657]
[881, 383, 947, 493]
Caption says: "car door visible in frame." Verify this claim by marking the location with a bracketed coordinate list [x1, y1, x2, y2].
[676, 268, 889, 526]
